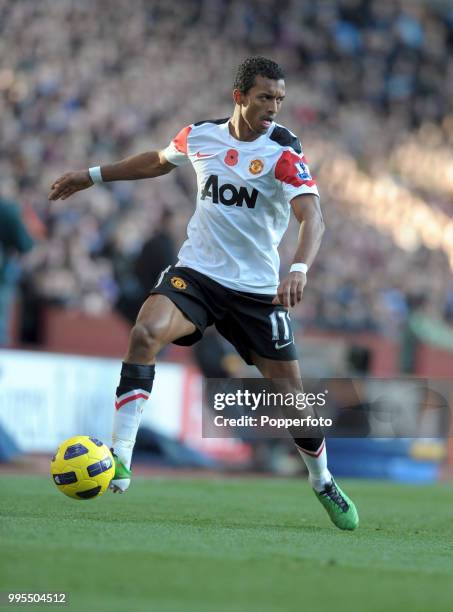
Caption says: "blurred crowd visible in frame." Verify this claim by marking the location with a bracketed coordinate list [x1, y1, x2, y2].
[1, 0, 453, 343]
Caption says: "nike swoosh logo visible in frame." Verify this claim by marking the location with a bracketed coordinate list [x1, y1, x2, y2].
[275, 341, 293, 350]
[195, 152, 212, 158]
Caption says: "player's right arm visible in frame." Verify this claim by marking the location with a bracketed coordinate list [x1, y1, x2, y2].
[48, 150, 176, 201]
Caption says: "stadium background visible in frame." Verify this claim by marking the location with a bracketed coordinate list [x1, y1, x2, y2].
[1, 1, 453, 611]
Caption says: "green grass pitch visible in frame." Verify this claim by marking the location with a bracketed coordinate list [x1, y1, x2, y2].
[1, 475, 452, 612]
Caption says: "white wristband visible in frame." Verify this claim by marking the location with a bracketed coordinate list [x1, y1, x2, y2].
[290, 263, 308, 275]
[88, 166, 103, 183]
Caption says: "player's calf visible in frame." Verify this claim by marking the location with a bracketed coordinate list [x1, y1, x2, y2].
[126, 321, 166, 364]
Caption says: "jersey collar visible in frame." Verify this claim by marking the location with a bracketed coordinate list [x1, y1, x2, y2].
[219, 120, 274, 148]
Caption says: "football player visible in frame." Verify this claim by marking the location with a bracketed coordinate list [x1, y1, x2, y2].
[49, 57, 358, 530]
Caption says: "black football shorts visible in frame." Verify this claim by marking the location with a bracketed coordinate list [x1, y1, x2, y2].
[150, 265, 298, 365]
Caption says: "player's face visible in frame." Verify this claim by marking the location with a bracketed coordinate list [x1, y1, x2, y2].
[237, 75, 286, 135]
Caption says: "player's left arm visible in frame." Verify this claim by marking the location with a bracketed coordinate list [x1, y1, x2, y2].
[273, 194, 325, 308]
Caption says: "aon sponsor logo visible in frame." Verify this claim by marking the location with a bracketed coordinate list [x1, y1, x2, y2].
[201, 175, 258, 208]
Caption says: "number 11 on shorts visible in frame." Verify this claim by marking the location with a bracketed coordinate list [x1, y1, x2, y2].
[269, 311, 293, 347]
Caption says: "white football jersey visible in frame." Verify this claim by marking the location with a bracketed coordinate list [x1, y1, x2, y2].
[162, 118, 319, 294]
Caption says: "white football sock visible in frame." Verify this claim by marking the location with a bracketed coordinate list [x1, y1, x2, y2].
[297, 440, 332, 492]
[112, 389, 150, 469]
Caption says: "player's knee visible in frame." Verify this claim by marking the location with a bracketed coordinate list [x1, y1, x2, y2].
[129, 321, 167, 356]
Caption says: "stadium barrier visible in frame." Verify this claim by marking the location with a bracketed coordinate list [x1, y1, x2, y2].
[8, 306, 453, 377]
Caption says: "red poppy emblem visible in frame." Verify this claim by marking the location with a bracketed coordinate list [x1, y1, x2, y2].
[224, 149, 238, 166]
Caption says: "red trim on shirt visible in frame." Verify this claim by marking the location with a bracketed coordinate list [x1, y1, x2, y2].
[172, 125, 192, 154]
[275, 150, 316, 188]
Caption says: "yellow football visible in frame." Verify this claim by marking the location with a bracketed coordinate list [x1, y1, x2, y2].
[50, 436, 114, 500]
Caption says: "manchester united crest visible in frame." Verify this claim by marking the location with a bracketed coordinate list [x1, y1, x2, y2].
[249, 159, 264, 175]
[171, 276, 187, 290]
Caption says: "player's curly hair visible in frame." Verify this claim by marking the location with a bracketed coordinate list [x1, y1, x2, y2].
[233, 57, 285, 93]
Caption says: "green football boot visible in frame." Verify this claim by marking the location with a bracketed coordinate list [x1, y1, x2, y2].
[109, 452, 131, 494]
[314, 478, 359, 531]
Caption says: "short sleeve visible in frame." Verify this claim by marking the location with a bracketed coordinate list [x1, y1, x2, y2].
[162, 125, 192, 166]
[275, 150, 319, 202]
